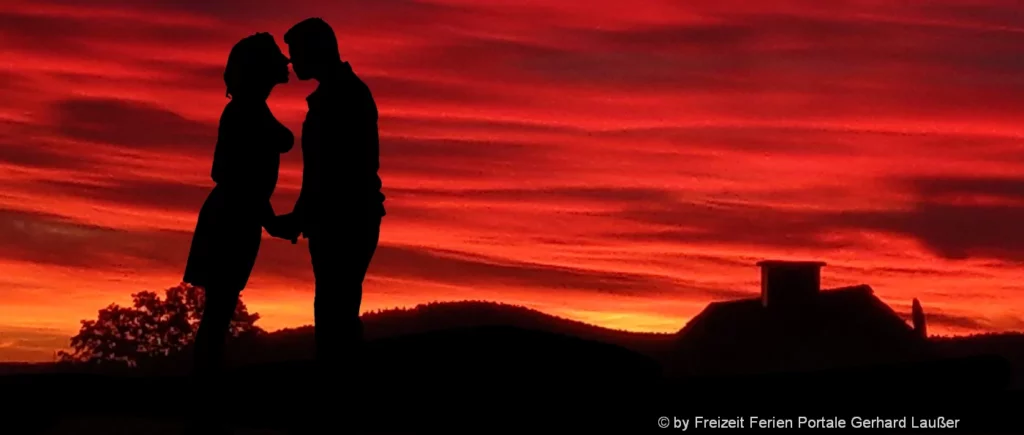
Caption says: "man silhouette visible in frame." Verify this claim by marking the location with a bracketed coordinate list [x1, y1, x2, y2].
[276, 18, 385, 375]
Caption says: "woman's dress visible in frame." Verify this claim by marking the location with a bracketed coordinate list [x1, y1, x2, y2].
[183, 100, 293, 292]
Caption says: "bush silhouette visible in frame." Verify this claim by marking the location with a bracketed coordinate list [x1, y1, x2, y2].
[56, 283, 264, 367]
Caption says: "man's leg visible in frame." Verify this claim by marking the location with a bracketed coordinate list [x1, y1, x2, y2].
[309, 218, 381, 367]
[306, 219, 380, 431]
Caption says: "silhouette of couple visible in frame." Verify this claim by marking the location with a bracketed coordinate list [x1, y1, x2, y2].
[181, 18, 384, 433]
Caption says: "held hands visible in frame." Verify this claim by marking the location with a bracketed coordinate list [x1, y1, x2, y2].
[265, 213, 301, 244]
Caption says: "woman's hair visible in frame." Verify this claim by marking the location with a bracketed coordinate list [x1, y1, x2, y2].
[223, 32, 281, 98]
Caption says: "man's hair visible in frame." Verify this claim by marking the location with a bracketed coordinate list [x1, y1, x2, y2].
[284, 18, 340, 61]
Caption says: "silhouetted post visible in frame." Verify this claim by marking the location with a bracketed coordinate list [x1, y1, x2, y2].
[912, 298, 927, 338]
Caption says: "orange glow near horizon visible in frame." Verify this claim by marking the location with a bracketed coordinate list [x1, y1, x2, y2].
[2, 0, 1024, 361]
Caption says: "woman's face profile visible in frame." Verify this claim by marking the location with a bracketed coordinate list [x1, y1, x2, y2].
[271, 46, 290, 86]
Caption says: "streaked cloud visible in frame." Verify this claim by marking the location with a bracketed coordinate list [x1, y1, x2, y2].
[2, 0, 1024, 360]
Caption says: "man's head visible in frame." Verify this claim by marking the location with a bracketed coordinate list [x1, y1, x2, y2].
[284, 18, 341, 81]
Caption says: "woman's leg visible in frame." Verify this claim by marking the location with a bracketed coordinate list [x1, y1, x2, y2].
[189, 285, 240, 433]
[193, 285, 241, 377]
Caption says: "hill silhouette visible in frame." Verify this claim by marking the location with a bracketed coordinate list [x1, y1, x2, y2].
[223, 300, 674, 367]
[4, 301, 1024, 433]
[9, 322, 661, 434]
[225, 301, 1024, 384]
[3, 301, 1024, 381]
[931, 332, 1024, 388]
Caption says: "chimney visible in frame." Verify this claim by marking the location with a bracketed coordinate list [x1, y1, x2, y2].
[757, 260, 826, 309]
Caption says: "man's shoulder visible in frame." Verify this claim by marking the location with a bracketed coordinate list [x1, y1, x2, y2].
[341, 77, 374, 103]
[309, 81, 371, 105]
[311, 88, 375, 120]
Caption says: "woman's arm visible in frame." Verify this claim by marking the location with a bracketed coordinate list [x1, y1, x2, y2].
[211, 102, 258, 186]
[209, 106, 235, 185]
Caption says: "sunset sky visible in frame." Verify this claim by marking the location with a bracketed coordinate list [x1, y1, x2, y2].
[2, 0, 1024, 361]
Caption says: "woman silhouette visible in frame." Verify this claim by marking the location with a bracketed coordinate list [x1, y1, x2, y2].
[183, 33, 293, 387]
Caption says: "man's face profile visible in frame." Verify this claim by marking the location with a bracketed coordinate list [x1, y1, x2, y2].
[288, 43, 313, 80]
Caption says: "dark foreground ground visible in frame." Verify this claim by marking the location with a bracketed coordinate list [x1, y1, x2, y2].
[4, 326, 1023, 434]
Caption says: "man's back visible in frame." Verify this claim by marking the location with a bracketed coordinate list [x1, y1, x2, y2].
[299, 62, 385, 236]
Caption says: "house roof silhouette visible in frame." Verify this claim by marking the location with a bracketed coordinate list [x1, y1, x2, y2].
[673, 261, 932, 376]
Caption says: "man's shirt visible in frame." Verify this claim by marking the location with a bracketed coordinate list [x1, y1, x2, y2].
[296, 62, 385, 236]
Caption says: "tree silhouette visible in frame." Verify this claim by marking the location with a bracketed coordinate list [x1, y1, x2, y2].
[57, 283, 264, 367]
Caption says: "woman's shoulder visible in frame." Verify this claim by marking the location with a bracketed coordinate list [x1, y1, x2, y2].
[218, 100, 291, 151]
[220, 100, 244, 121]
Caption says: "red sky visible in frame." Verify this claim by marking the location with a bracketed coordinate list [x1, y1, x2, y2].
[2, 0, 1024, 362]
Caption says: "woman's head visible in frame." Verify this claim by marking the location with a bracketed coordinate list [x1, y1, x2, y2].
[224, 32, 290, 99]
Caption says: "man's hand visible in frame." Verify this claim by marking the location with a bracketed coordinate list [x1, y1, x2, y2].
[266, 213, 300, 243]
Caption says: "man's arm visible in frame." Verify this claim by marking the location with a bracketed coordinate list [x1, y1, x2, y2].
[274, 131, 305, 240]
[286, 100, 314, 232]
[291, 130, 308, 219]
[278, 171, 306, 241]
[291, 184, 305, 220]
[260, 201, 275, 228]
